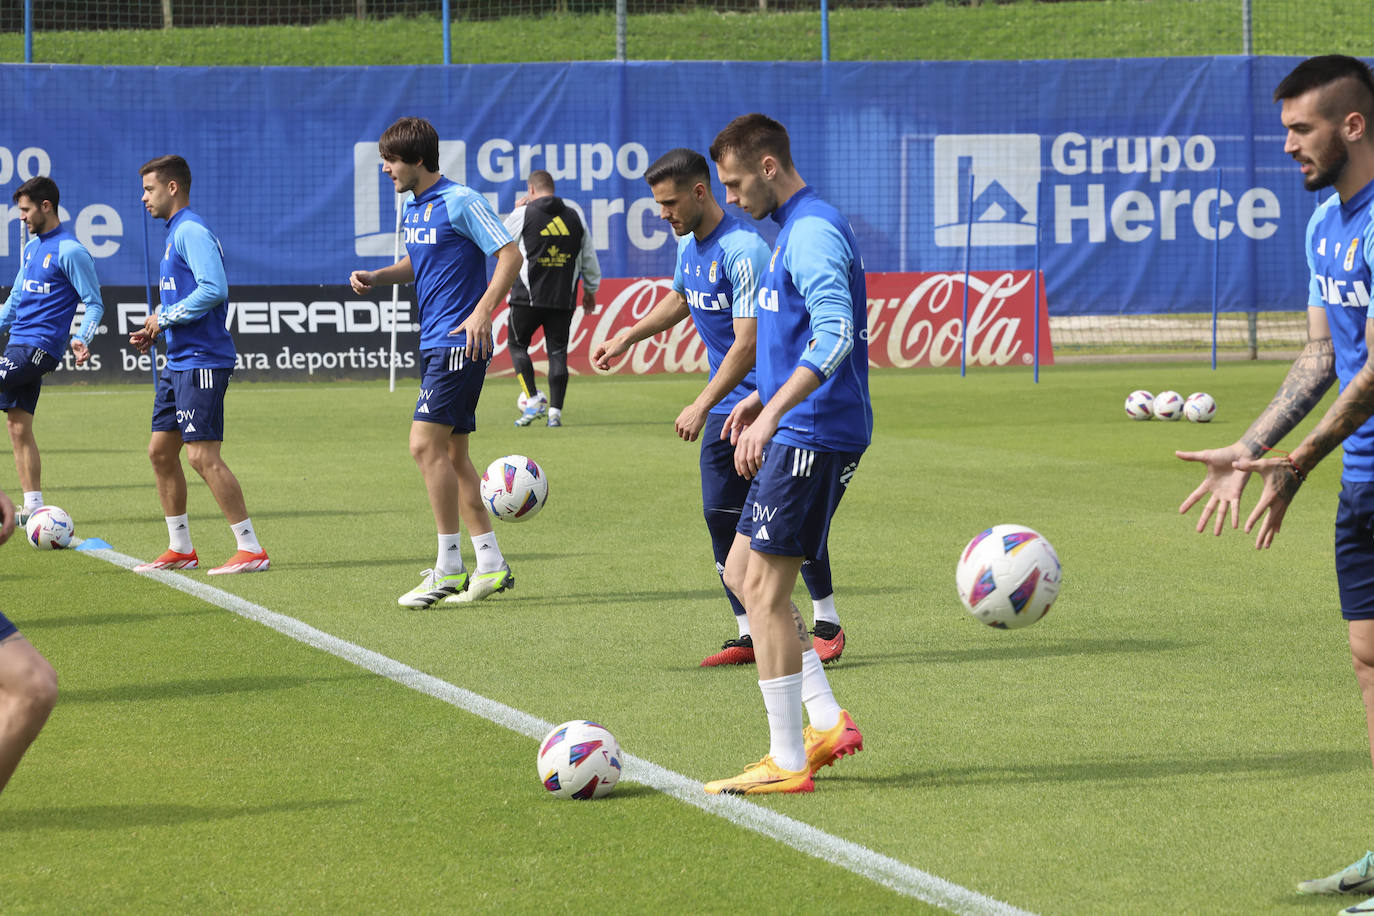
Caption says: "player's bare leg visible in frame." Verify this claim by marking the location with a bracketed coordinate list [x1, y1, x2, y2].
[5, 409, 40, 495]
[411, 420, 463, 533]
[186, 440, 267, 574]
[148, 430, 189, 516]
[0, 632, 57, 795]
[445, 431, 512, 603]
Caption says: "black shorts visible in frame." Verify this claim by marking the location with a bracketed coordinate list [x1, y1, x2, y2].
[508, 305, 574, 356]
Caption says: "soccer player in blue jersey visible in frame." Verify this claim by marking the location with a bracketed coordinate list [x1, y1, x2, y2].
[590, 147, 849, 667]
[1176, 56, 1374, 909]
[129, 155, 269, 576]
[0, 176, 103, 525]
[0, 485, 59, 797]
[349, 117, 523, 608]
[701, 115, 869, 795]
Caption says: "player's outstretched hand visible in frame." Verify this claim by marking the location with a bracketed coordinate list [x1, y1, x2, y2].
[70, 338, 90, 366]
[349, 270, 375, 294]
[1176, 444, 1252, 536]
[0, 489, 15, 545]
[591, 334, 626, 372]
[675, 402, 709, 442]
[1231, 456, 1302, 550]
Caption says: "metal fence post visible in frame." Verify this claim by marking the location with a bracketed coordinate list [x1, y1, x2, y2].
[1241, 0, 1252, 54]
[616, 0, 627, 62]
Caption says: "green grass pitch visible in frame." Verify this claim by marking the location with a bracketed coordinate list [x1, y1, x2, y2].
[1, 362, 1365, 914]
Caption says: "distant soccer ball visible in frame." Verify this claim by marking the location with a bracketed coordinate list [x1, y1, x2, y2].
[516, 390, 548, 413]
[956, 524, 1062, 629]
[480, 454, 549, 522]
[1125, 390, 1155, 420]
[25, 506, 74, 550]
[1153, 390, 1185, 421]
[537, 719, 622, 800]
[1184, 392, 1217, 423]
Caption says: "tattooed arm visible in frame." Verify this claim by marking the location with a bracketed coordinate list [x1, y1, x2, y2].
[1177, 306, 1336, 537]
[1237, 311, 1374, 548]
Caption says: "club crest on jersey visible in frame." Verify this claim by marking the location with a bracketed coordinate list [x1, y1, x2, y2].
[165, 244, 172, 259]
[1347, 237, 1361, 272]
[42, 253, 52, 268]
[769, 246, 781, 272]
[424, 202, 434, 222]
[709, 260, 718, 283]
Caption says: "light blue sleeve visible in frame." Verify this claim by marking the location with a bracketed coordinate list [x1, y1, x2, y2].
[784, 216, 856, 380]
[450, 189, 514, 256]
[159, 221, 227, 325]
[1306, 201, 1325, 308]
[722, 229, 766, 320]
[671, 236, 689, 295]
[57, 239, 104, 343]
[0, 258, 23, 335]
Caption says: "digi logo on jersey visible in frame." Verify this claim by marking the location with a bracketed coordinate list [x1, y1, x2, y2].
[933, 134, 1041, 248]
[22, 279, 50, 295]
[403, 226, 437, 246]
[684, 288, 729, 311]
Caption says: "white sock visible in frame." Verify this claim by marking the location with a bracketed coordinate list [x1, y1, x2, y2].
[231, 518, 262, 553]
[801, 649, 842, 732]
[471, 530, 504, 573]
[166, 514, 193, 553]
[548, 407, 562, 421]
[736, 614, 750, 639]
[812, 593, 840, 627]
[759, 672, 806, 772]
[23, 491, 42, 513]
[436, 532, 465, 576]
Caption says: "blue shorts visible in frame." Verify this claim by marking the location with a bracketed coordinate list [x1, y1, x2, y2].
[1335, 480, 1374, 620]
[736, 443, 862, 559]
[151, 367, 232, 442]
[415, 347, 489, 431]
[0, 345, 59, 415]
[0, 611, 17, 641]
[700, 412, 751, 515]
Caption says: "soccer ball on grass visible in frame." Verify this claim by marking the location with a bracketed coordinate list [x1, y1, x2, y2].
[1124, 390, 1154, 420]
[956, 524, 1061, 629]
[1152, 390, 1185, 421]
[25, 506, 75, 550]
[479, 455, 549, 522]
[537, 720, 622, 800]
[1184, 392, 1216, 422]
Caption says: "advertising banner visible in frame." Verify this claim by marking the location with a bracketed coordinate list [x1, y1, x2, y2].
[0, 56, 1320, 330]
[57, 271, 1050, 385]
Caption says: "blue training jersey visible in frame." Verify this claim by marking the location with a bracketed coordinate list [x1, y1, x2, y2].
[1307, 179, 1374, 482]
[157, 208, 235, 370]
[757, 185, 871, 453]
[405, 176, 514, 351]
[671, 213, 764, 416]
[0, 225, 104, 355]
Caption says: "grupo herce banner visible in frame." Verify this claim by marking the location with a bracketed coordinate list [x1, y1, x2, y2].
[50, 271, 1050, 385]
[0, 56, 1328, 328]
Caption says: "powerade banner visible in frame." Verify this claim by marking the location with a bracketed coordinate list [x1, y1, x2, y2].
[57, 271, 1049, 383]
[0, 57, 1325, 348]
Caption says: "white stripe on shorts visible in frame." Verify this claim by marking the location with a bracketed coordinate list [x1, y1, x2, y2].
[791, 448, 815, 478]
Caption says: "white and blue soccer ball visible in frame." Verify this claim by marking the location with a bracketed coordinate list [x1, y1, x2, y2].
[25, 506, 74, 550]
[1125, 390, 1154, 420]
[1153, 390, 1185, 421]
[517, 390, 549, 413]
[1184, 392, 1217, 423]
[956, 524, 1062, 629]
[537, 719, 622, 800]
[480, 454, 549, 522]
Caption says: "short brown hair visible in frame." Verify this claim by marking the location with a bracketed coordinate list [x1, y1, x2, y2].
[140, 154, 192, 192]
[13, 175, 58, 208]
[709, 113, 794, 171]
[644, 148, 711, 189]
[528, 169, 555, 194]
[1274, 55, 1374, 124]
[379, 117, 439, 172]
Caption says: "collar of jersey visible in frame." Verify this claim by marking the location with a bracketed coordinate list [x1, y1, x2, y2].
[771, 184, 817, 226]
[1339, 177, 1374, 216]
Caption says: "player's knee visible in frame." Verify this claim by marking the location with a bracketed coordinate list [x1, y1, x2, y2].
[6, 651, 57, 720]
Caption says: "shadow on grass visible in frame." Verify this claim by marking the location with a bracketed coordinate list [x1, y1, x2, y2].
[20, 606, 221, 629]
[853, 747, 1367, 789]
[0, 798, 361, 832]
[58, 672, 372, 704]
[833, 636, 1192, 668]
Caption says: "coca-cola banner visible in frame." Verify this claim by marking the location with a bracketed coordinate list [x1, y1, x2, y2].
[52, 272, 1049, 385]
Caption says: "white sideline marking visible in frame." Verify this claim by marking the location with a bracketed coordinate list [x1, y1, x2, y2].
[89, 544, 1033, 916]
